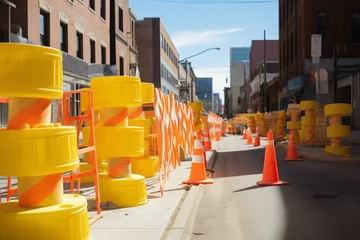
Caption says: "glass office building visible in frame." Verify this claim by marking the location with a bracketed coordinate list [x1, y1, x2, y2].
[230, 47, 250, 64]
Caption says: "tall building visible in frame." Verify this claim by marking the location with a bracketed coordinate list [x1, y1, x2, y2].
[213, 93, 220, 114]
[135, 18, 180, 99]
[196, 77, 213, 112]
[279, 0, 360, 129]
[230, 47, 250, 114]
[230, 62, 249, 114]
[230, 47, 250, 64]
[247, 40, 279, 112]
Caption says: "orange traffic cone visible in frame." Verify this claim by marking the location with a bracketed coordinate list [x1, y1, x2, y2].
[246, 128, 253, 145]
[257, 130, 289, 186]
[285, 130, 303, 162]
[242, 126, 247, 139]
[253, 126, 260, 147]
[183, 130, 213, 185]
[203, 129, 212, 151]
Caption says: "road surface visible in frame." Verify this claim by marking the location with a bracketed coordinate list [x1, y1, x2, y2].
[192, 136, 360, 240]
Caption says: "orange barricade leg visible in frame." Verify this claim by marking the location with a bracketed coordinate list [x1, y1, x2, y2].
[183, 130, 213, 185]
[257, 130, 289, 186]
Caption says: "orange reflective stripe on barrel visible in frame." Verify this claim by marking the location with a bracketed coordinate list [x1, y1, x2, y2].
[8, 97, 63, 208]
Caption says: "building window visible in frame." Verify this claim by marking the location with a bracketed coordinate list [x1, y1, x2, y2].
[101, 45, 106, 64]
[90, 39, 96, 63]
[316, 11, 327, 41]
[118, 7, 124, 32]
[100, 0, 106, 20]
[351, 11, 360, 43]
[89, 0, 95, 11]
[60, 22, 68, 52]
[160, 34, 163, 48]
[40, 10, 50, 46]
[119, 56, 124, 75]
[76, 31, 83, 59]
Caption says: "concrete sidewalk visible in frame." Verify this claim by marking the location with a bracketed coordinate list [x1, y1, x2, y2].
[90, 150, 216, 240]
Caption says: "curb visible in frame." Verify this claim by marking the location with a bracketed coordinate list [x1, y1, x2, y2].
[278, 142, 360, 165]
[162, 185, 205, 240]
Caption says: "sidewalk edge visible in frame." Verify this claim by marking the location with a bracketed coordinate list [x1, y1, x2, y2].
[278, 142, 360, 165]
[162, 185, 205, 240]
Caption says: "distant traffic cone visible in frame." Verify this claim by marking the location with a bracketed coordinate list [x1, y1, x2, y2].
[253, 126, 260, 147]
[257, 130, 289, 186]
[242, 126, 247, 139]
[246, 128, 253, 145]
[183, 130, 213, 185]
[285, 130, 303, 162]
[203, 129, 212, 151]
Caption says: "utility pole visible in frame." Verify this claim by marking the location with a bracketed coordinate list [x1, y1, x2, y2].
[243, 63, 247, 113]
[263, 30, 267, 112]
[333, 44, 338, 103]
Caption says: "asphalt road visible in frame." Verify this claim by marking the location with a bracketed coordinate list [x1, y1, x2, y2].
[192, 136, 360, 240]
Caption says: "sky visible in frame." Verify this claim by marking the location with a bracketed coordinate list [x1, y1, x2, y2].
[129, 0, 279, 103]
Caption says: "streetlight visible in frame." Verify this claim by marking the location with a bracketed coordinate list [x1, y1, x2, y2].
[178, 47, 221, 102]
[178, 47, 221, 63]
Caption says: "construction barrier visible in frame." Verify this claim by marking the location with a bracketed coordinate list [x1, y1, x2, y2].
[0, 43, 91, 239]
[154, 89, 194, 196]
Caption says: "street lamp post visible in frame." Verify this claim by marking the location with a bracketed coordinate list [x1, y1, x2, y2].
[178, 47, 221, 103]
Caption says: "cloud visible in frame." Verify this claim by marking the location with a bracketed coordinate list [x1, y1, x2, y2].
[194, 67, 230, 103]
[172, 28, 246, 48]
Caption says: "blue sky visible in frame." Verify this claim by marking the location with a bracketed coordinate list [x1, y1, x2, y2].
[130, 0, 279, 103]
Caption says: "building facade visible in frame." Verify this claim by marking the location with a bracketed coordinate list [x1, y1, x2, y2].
[196, 77, 213, 112]
[213, 93, 221, 114]
[179, 61, 196, 103]
[279, 0, 360, 129]
[135, 17, 180, 99]
[247, 40, 279, 112]
[230, 62, 249, 114]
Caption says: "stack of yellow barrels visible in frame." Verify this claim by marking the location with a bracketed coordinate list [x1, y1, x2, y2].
[324, 103, 352, 156]
[0, 43, 91, 239]
[299, 100, 317, 142]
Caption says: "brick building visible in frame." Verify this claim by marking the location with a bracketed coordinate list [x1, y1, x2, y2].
[279, 0, 360, 128]
[0, 0, 137, 77]
[135, 18, 181, 99]
[244, 40, 279, 112]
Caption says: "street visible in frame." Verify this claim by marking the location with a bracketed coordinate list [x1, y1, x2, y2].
[192, 136, 360, 240]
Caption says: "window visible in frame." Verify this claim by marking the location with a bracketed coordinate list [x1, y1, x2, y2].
[118, 7, 124, 32]
[160, 34, 164, 49]
[316, 11, 327, 41]
[100, 0, 106, 20]
[119, 56, 124, 75]
[40, 10, 50, 46]
[101, 45, 106, 64]
[351, 11, 360, 43]
[76, 32, 83, 59]
[89, 0, 95, 11]
[60, 22, 68, 52]
[90, 39, 96, 63]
